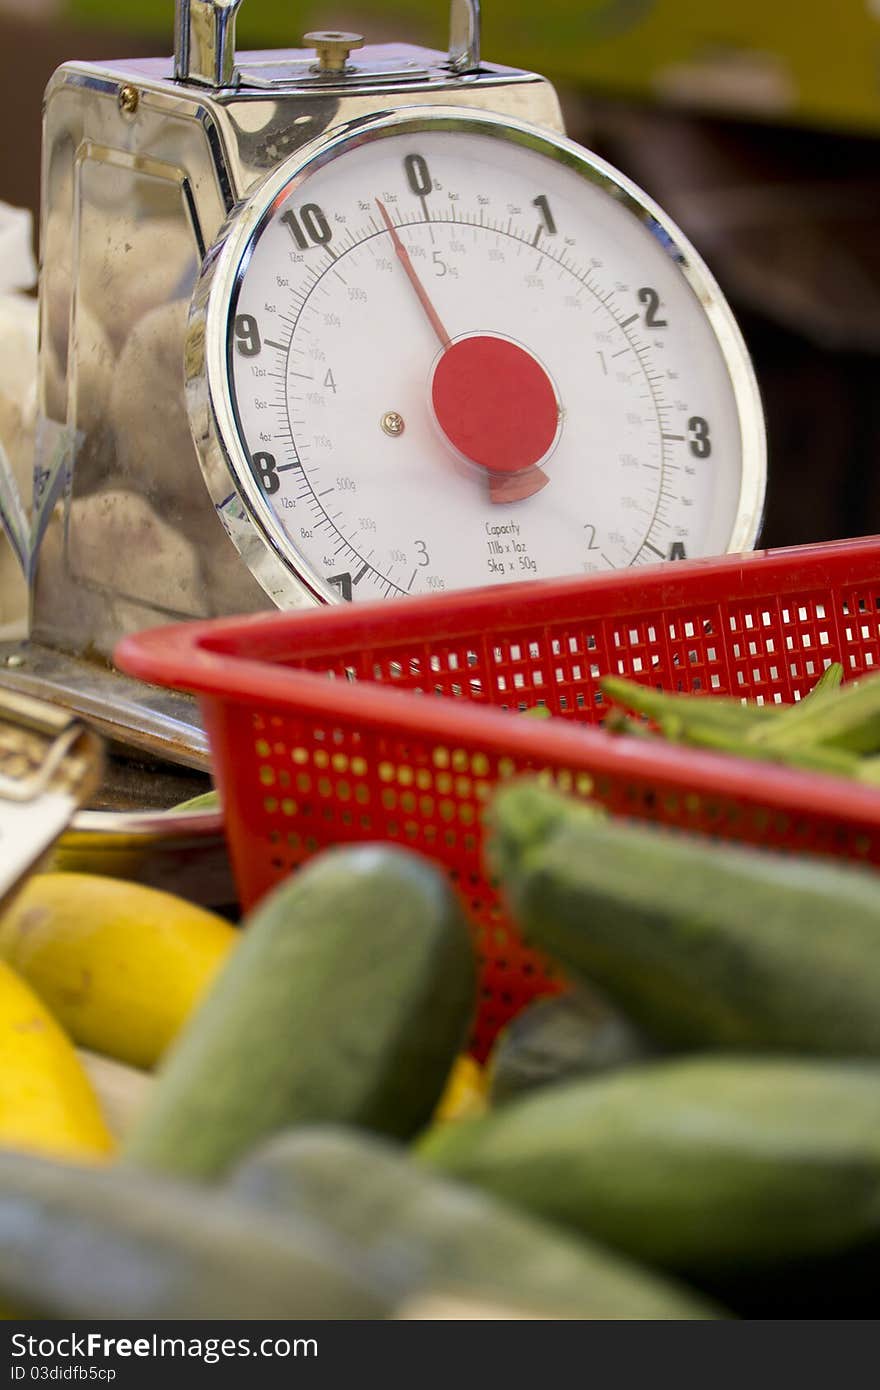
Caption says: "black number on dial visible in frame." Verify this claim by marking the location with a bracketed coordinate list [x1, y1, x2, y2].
[669, 541, 688, 561]
[415, 540, 430, 568]
[235, 315, 262, 356]
[638, 287, 668, 329]
[688, 416, 712, 458]
[283, 205, 333, 250]
[405, 154, 432, 198]
[252, 452, 279, 495]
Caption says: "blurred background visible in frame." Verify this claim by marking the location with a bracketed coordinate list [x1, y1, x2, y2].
[1, 0, 879, 550]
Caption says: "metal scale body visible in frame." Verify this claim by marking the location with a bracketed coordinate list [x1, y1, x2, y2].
[0, 0, 765, 771]
[1, 0, 571, 763]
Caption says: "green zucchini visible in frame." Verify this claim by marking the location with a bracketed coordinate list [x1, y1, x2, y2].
[487, 990, 652, 1105]
[0, 1150, 389, 1319]
[489, 781, 880, 1055]
[124, 845, 476, 1179]
[230, 1127, 722, 1319]
[419, 1056, 880, 1284]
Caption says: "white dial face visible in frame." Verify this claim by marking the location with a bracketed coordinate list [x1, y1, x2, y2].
[223, 117, 762, 603]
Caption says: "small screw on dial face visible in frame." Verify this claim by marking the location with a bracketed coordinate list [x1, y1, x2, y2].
[381, 411, 406, 437]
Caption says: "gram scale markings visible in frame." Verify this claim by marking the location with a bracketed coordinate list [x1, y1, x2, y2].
[616, 319, 681, 551]
[293, 219, 675, 579]
[286, 241, 386, 590]
[247, 210, 683, 589]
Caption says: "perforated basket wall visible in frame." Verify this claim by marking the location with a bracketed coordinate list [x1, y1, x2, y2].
[118, 536, 880, 1058]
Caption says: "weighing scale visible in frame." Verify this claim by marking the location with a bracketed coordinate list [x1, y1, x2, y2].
[0, 0, 766, 770]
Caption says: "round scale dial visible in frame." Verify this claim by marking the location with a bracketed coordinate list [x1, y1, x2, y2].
[196, 109, 765, 605]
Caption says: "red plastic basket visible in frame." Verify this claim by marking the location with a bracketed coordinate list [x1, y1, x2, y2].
[118, 535, 880, 1059]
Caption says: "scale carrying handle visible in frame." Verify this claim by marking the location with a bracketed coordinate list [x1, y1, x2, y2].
[174, 0, 482, 86]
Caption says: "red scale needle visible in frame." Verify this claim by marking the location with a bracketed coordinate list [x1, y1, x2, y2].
[376, 199, 452, 350]
[376, 198, 558, 503]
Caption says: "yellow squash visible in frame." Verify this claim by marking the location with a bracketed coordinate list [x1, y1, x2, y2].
[0, 960, 113, 1160]
[433, 1055, 488, 1124]
[0, 874, 236, 1069]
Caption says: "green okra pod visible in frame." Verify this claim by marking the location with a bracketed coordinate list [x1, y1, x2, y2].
[747, 670, 880, 755]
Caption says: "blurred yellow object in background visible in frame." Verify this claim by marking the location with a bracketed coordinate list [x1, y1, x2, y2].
[434, 1055, 488, 1125]
[0, 959, 114, 1161]
[0, 873, 236, 1070]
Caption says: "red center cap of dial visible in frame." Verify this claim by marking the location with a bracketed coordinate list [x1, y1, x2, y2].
[431, 335, 559, 475]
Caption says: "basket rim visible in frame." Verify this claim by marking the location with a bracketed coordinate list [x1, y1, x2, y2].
[115, 534, 880, 830]
[117, 531, 880, 678]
